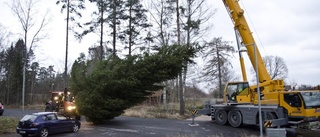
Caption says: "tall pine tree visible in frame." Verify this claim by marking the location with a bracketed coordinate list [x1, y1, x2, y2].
[120, 0, 152, 56]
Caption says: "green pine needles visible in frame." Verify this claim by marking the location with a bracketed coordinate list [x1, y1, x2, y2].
[70, 44, 198, 124]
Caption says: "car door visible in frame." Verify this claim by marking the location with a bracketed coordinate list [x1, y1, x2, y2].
[45, 114, 61, 133]
[57, 116, 72, 132]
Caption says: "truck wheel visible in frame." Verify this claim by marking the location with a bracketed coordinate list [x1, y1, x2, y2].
[228, 110, 242, 128]
[266, 112, 277, 120]
[264, 112, 277, 128]
[215, 109, 228, 125]
[45, 105, 51, 112]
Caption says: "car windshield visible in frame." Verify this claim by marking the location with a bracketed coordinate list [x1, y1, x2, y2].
[20, 115, 37, 122]
[301, 91, 320, 108]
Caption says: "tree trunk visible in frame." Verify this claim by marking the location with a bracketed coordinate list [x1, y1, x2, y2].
[216, 44, 222, 98]
[112, 0, 117, 56]
[176, 0, 184, 115]
[30, 71, 34, 104]
[128, 6, 132, 56]
[22, 28, 27, 110]
[100, 3, 104, 60]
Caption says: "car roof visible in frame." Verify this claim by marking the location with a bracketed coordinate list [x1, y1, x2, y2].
[32, 112, 57, 116]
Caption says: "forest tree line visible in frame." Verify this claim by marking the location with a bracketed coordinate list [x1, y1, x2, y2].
[0, 38, 65, 105]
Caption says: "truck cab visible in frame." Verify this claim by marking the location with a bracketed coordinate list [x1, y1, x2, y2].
[225, 82, 251, 104]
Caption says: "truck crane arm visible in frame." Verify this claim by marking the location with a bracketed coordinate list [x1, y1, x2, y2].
[223, 0, 284, 93]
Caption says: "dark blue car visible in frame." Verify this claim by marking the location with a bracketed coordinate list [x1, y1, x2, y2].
[16, 112, 81, 137]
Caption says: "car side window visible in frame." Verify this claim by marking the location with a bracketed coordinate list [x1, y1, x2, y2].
[41, 116, 47, 121]
[46, 114, 57, 121]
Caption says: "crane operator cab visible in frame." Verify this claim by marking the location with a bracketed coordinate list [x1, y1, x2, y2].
[225, 82, 250, 104]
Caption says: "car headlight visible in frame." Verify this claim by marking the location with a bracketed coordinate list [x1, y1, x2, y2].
[54, 96, 59, 100]
[67, 106, 76, 111]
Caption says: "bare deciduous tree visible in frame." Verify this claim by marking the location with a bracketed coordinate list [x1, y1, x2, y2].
[202, 37, 235, 97]
[0, 24, 12, 51]
[180, 0, 215, 45]
[175, 0, 185, 116]
[179, 0, 216, 114]
[250, 55, 288, 83]
[10, 0, 49, 51]
[147, 0, 175, 46]
[209, 64, 239, 98]
[263, 55, 288, 80]
[9, 0, 50, 109]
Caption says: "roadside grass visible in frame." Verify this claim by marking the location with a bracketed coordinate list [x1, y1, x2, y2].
[123, 98, 205, 120]
[0, 104, 43, 135]
[123, 103, 188, 119]
[0, 116, 19, 134]
[23, 104, 44, 110]
[6, 104, 44, 110]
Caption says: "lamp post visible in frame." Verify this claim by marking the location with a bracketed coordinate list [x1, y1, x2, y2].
[254, 43, 263, 137]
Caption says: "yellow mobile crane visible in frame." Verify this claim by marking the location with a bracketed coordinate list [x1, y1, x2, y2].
[197, 0, 320, 128]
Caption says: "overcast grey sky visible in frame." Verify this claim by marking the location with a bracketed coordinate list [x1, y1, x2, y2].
[212, 0, 320, 87]
[0, 0, 319, 88]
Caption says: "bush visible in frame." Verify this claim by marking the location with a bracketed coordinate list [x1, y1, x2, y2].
[0, 117, 19, 134]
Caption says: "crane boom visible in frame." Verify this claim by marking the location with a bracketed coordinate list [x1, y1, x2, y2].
[223, 0, 284, 92]
[223, 0, 270, 82]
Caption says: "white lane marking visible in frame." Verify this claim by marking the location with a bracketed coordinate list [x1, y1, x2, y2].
[109, 128, 139, 133]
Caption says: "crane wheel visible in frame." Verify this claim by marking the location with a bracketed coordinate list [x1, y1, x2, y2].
[228, 110, 242, 128]
[266, 112, 277, 120]
[215, 109, 228, 125]
[264, 112, 277, 128]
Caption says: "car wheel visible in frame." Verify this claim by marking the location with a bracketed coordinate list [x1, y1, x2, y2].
[21, 134, 28, 137]
[71, 124, 79, 133]
[39, 128, 48, 137]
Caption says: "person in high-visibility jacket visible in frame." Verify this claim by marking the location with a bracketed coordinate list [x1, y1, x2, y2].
[231, 91, 237, 101]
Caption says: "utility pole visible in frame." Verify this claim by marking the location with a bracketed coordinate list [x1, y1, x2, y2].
[22, 40, 27, 111]
[254, 43, 263, 137]
[64, 0, 70, 89]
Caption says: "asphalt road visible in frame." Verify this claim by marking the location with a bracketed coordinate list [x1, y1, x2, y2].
[1, 108, 261, 137]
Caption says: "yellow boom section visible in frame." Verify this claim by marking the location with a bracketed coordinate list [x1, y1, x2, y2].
[222, 0, 284, 94]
